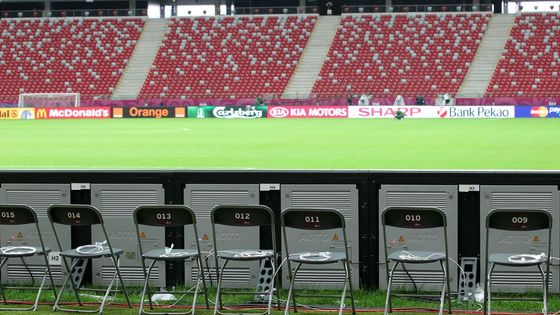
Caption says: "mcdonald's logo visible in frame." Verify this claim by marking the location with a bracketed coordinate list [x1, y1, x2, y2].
[36, 108, 48, 119]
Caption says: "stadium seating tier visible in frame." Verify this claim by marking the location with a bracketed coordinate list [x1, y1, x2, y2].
[0, 17, 144, 102]
[138, 15, 316, 99]
[312, 13, 490, 98]
[487, 13, 560, 97]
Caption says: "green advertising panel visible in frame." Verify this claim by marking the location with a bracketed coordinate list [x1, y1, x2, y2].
[187, 106, 267, 118]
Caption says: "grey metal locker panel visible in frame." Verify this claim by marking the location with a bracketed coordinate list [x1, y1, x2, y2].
[379, 185, 458, 291]
[184, 184, 259, 288]
[91, 184, 165, 287]
[0, 184, 70, 284]
[480, 185, 559, 293]
[280, 184, 359, 289]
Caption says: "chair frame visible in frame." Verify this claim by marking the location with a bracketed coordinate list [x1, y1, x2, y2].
[47, 204, 132, 314]
[483, 208, 552, 315]
[0, 204, 57, 311]
[281, 207, 356, 315]
[134, 205, 210, 315]
[381, 206, 451, 315]
[211, 204, 279, 315]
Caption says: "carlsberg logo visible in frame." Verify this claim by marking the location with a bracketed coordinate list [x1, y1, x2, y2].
[212, 107, 263, 118]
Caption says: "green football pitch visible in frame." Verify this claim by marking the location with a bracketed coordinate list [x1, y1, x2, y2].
[0, 118, 558, 170]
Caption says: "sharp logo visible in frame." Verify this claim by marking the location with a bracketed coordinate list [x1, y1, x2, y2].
[437, 107, 448, 118]
[269, 107, 289, 118]
[530, 106, 548, 118]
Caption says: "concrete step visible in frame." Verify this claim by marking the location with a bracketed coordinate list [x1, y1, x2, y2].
[283, 15, 340, 97]
[112, 19, 170, 99]
[457, 14, 515, 97]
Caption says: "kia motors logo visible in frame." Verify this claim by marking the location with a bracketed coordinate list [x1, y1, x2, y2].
[437, 107, 448, 118]
[269, 107, 289, 118]
[530, 106, 548, 118]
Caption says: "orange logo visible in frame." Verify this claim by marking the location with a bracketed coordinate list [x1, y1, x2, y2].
[175, 107, 185, 118]
[113, 107, 123, 118]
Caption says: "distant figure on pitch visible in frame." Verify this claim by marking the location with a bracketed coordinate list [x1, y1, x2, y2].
[326, 1, 333, 15]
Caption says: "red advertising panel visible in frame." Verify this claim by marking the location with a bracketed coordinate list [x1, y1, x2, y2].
[35, 107, 111, 119]
[267, 106, 348, 118]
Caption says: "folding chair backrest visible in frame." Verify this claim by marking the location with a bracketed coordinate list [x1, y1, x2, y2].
[0, 204, 38, 225]
[212, 205, 274, 227]
[134, 205, 196, 227]
[382, 207, 446, 229]
[487, 209, 552, 231]
[282, 208, 345, 230]
[48, 204, 103, 226]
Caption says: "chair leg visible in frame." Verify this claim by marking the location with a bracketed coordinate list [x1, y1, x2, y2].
[384, 261, 398, 315]
[53, 258, 84, 311]
[486, 262, 495, 315]
[339, 261, 350, 315]
[20, 257, 36, 286]
[191, 256, 205, 315]
[32, 265, 49, 311]
[213, 259, 229, 315]
[265, 258, 275, 315]
[438, 260, 447, 315]
[537, 264, 548, 315]
[99, 259, 119, 314]
[284, 262, 302, 315]
[197, 256, 210, 309]
[0, 258, 8, 304]
[345, 259, 356, 315]
[139, 260, 156, 315]
[112, 255, 132, 309]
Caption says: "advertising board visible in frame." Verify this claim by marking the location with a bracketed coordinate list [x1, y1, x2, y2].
[515, 106, 560, 118]
[267, 106, 348, 118]
[348, 106, 515, 119]
[112, 107, 185, 118]
[35, 107, 110, 119]
[187, 106, 267, 118]
[0, 108, 35, 120]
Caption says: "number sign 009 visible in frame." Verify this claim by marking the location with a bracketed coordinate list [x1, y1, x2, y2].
[512, 216, 528, 224]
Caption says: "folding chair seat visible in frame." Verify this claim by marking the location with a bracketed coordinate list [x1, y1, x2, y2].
[282, 208, 356, 315]
[381, 207, 451, 315]
[134, 205, 209, 315]
[211, 205, 279, 315]
[0, 205, 57, 311]
[47, 204, 131, 314]
[484, 209, 552, 315]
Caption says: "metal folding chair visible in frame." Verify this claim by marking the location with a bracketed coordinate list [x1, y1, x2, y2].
[484, 209, 552, 315]
[381, 207, 451, 315]
[47, 204, 132, 314]
[282, 208, 356, 315]
[134, 205, 210, 315]
[0, 205, 57, 311]
[211, 205, 279, 315]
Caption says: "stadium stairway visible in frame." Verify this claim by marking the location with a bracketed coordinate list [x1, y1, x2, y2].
[111, 18, 169, 99]
[282, 15, 340, 98]
[457, 14, 515, 97]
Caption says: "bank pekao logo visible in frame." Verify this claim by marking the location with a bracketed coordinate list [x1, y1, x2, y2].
[437, 107, 448, 118]
[530, 106, 548, 118]
[269, 107, 289, 118]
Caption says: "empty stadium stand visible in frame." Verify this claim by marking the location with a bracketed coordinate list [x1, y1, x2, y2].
[487, 13, 560, 97]
[312, 13, 491, 98]
[138, 15, 316, 99]
[0, 17, 144, 102]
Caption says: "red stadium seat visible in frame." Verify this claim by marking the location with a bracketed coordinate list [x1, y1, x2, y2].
[487, 13, 560, 97]
[138, 15, 316, 99]
[0, 17, 144, 103]
[311, 13, 490, 98]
